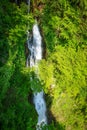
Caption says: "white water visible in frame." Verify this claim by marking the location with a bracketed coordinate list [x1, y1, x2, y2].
[27, 23, 47, 129]
[33, 24, 42, 61]
[33, 91, 47, 128]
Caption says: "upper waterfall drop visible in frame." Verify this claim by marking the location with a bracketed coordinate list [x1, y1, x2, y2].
[33, 24, 42, 61]
[26, 23, 42, 67]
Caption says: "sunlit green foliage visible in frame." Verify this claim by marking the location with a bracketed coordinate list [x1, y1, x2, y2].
[40, 0, 87, 129]
[41, 0, 87, 52]
[50, 46, 87, 130]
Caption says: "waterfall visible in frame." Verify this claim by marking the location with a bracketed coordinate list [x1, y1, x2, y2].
[27, 23, 47, 129]
[33, 24, 47, 129]
[26, 1, 47, 129]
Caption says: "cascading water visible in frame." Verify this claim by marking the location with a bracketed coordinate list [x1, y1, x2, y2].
[27, 23, 47, 130]
[33, 23, 42, 61]
[33, 91, 47, 129]
[33, 24, 47, 129]
[26, 1, 47, 129]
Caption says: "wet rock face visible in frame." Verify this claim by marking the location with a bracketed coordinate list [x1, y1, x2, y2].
[25, 42, 29, 59]
[25, 31, 33, 67]
[24, 42, 29, 66]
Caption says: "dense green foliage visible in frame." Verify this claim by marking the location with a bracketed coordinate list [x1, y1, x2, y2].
[0, 0, 87, 130]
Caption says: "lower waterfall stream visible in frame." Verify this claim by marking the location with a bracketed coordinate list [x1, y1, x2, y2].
[27, 23, 47, 129]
